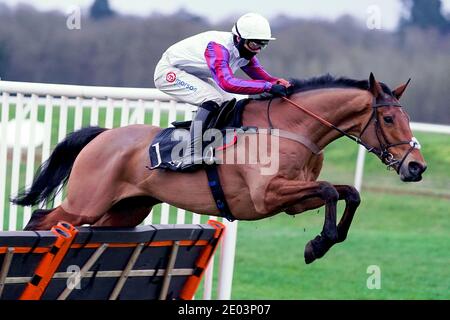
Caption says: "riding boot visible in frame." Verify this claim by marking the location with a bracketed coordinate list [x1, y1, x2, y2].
[180, 101, 221, 170]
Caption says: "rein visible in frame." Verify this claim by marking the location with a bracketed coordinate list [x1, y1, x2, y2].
[266, 96, 420, 172]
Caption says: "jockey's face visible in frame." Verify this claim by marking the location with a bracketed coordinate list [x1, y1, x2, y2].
[235, 36, 260, 60]
[236, 36, 268, 54]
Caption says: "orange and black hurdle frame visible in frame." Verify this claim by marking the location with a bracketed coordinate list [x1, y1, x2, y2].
[0, 220, 225, 300]
[20, 222, 78, 300]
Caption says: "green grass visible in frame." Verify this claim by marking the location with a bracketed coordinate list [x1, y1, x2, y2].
[233, 193, 449, 299]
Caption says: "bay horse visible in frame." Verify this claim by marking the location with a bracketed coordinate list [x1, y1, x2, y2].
[12, 73, 427, 264]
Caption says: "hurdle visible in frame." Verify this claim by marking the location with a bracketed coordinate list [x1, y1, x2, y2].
[0, 220, 224, 300]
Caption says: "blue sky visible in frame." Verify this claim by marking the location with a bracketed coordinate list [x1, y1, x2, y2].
[1, 0, 450, 30]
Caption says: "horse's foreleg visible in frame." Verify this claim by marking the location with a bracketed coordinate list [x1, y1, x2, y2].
[281, 184, 360, 263]
[265, 180, 339, 264]
[333, 185, 361, 243]
[303, 182, 339, 264]
[287, 185, 361, 242]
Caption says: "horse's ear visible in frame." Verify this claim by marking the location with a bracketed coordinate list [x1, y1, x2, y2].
[369, 72, 383, 98]
[392, 78, 411, 100]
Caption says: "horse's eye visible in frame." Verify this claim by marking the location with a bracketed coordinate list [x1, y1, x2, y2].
[383, 116, 394, 124]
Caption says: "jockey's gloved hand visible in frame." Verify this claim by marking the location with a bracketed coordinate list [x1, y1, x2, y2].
[269, 84, 288, 97]
[276, 78, 292, 87]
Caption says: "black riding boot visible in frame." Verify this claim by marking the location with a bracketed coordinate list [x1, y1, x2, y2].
[180, 101, 221, 170]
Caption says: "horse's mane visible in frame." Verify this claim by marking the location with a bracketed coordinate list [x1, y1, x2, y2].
[256, 74, 393, 100]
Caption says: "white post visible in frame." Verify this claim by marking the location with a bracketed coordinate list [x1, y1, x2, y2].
[160, 100, 178, 225]
[203, 256, 215, 300]
[217, 219, 238, 299]
[41, 95, 54, 165]
[74, 97, 83, 131]
[53, 96, 68, 207]
[176, 208, 186, 225]
[144, 100, 162, 225]
[203, 215, 217, 300]
[136, 99, 145, 124]
[90, 97, 99, 126]
[354, 145, 367, 192]
[0, 93, 10, 229]
[120, 99, 130, 127]
[150, 100, 161, 127]
[105, 98, 114, 129]
[24, 94, 39, 225]
[9, 94, 24, 230]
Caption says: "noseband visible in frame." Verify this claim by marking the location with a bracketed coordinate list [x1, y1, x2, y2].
[276, 96, 421, 173]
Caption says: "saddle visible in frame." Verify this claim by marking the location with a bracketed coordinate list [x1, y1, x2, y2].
[148, 98, 251, 173]
[170, 98, 239, 131]
[147, 98, 253, 222]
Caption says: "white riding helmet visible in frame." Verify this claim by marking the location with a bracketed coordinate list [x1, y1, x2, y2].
[231, 13, 276, 40]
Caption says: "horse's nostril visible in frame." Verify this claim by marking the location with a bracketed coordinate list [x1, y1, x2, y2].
[408, 161, 425, 175]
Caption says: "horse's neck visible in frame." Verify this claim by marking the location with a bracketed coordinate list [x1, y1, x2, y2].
[243, 88, 372, 150]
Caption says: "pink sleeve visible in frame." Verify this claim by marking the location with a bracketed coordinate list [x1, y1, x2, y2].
[241, 56, 279, 83]
[204, 42, 272, 95]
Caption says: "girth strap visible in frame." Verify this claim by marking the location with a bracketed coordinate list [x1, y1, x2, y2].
[239, 126, 322, 155]
[270, 129, 322, 155]
[204, 166, 235, 222]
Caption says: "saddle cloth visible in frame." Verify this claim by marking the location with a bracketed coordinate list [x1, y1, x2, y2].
[148, 99, 250, 172]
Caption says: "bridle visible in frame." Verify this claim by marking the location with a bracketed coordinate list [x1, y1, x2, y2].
[357, 97, 420, 172]
[267, 95, 421, 173]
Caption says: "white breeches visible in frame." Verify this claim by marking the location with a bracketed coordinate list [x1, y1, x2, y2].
[154, 55, 235, 106]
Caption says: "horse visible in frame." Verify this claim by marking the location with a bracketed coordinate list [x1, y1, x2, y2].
[12, 73, 427, 264]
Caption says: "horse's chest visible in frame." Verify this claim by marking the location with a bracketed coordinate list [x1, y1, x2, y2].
[278, 153, 321, 181]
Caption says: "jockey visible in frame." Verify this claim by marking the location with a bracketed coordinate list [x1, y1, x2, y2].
[154, 12, 290, 169]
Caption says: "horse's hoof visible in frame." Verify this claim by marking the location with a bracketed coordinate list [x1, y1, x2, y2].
[23, 218, 39, 231]
[304, 240, 316, 264]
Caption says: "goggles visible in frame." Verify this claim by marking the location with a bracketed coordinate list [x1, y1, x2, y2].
[246, 39, 269, 50]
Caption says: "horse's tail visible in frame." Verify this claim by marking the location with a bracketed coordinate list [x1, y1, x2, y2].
[11, 126, 108, 206]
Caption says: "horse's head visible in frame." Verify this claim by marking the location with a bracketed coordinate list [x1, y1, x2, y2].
[359, 73, 427, 182]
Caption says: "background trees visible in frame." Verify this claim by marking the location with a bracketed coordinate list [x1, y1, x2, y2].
[400, 0, 450, 33]
[0, 1, 448, 123]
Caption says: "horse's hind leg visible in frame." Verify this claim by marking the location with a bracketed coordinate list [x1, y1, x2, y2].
[23, 208, 54, 230]
[24, 197, 161, 230]
[24, 206, 94, 231]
